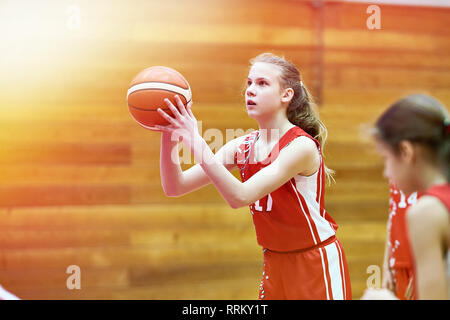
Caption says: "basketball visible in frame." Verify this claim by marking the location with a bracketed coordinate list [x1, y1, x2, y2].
[127, 66, 192, 129]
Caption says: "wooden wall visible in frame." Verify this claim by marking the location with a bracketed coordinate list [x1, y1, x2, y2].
[0, 0, 449, 299]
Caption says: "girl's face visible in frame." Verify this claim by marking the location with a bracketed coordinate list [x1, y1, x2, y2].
[245, 62, 285, 119]
[375, 139, 417, 195]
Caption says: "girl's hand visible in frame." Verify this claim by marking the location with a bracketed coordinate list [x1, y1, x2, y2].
[144, 125, 169, 132]
[154, 96, 199, 150]
[360, 288, 398, 300]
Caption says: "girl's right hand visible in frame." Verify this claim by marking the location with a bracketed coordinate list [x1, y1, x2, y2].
[146, 126, 164, 132]
[147, 123, 177, 133]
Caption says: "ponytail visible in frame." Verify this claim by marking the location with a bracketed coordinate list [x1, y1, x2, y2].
[286, 81, 335, 184]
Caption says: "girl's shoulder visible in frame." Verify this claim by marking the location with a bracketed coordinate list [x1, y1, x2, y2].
[407, 195, 448, 234]
[286, 135, 319, 151]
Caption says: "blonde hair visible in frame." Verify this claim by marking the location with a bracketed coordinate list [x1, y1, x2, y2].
[250, 53, 335, 184]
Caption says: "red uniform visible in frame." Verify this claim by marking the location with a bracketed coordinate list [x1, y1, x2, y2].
[421, 184, 450, 211]
[235, 126, 352, 300]
[387, 184, 418, 300]
[406, 183, 450, 300]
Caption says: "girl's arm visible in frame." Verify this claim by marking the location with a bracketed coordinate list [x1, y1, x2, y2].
[192, 134, 319, 209]
[156, 96, 319, 209]
[159, 124, 242, 197]
[407, 196, 448, 299]
[159, 130, 183, 196]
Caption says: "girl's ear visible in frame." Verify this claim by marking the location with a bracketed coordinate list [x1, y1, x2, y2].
[398, 140, 415, 164]
[281, 87, 294, 103]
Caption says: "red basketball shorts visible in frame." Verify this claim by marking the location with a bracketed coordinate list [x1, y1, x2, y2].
[258, 236, 352, 300]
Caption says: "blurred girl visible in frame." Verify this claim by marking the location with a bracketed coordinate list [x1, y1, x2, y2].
[366, 94, 449, 300]
[153, 53, 351, 300]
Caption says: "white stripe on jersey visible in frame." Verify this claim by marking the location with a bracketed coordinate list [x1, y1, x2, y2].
[324, 241, 345, 300]
[289, 180, 318, 245]
[318, 248, 331, 300]
[317, 163, 323, 216]
[293, 171, 336, 243]
[335, 241, 348, 300]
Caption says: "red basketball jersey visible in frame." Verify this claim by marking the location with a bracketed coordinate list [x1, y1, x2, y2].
[422, 184, 450, 211]
[388, 184, 418, 269]
[235, 126, 337, 251]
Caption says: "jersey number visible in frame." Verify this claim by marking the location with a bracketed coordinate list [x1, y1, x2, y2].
[398, 191, 418, 209]
[253, 193, 273, 212]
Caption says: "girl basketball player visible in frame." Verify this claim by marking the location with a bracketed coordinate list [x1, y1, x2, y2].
[363, 94, 449, 300]
[153, 53, 352, 300]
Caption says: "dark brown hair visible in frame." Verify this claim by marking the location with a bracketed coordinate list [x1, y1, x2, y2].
[374, 94, 450, 181]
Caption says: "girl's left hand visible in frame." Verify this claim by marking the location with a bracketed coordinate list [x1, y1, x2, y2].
[360, 288, 398, 300]
[154, 95, 200, 151]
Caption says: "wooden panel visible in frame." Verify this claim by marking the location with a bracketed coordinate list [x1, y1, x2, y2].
[0, 0, 448, 300]
[0, 226, 256, 250]
[325, 2, 450, 36]
[9, 276, 260, 300]
[324, 29, 449, 51]
[324, 141, 381, 166]
[0, 262, 261, 293]
[0, 143, 131, 165]
[0, 229, 131, 249]
[0, 185, 131, 207]
[324, 66, 450, 89]
[322, 88, 450, 106]
[327, 199, 388, 222]
[324, 49, 450, 70]
[0, 205, 251, 230]
[0, 165, 151, 185]
[0, 267, 131, 290]
[0, 243, 261, 270]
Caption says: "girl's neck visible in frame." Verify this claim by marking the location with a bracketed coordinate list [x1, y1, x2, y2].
[416, 163, 447, 192]
[257, 115, 295, 144]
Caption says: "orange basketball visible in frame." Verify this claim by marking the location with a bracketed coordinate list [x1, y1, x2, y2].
[127, 66, 192, 129]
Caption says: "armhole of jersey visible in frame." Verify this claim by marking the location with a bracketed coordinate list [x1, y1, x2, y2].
[285, 135, 322, 177]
